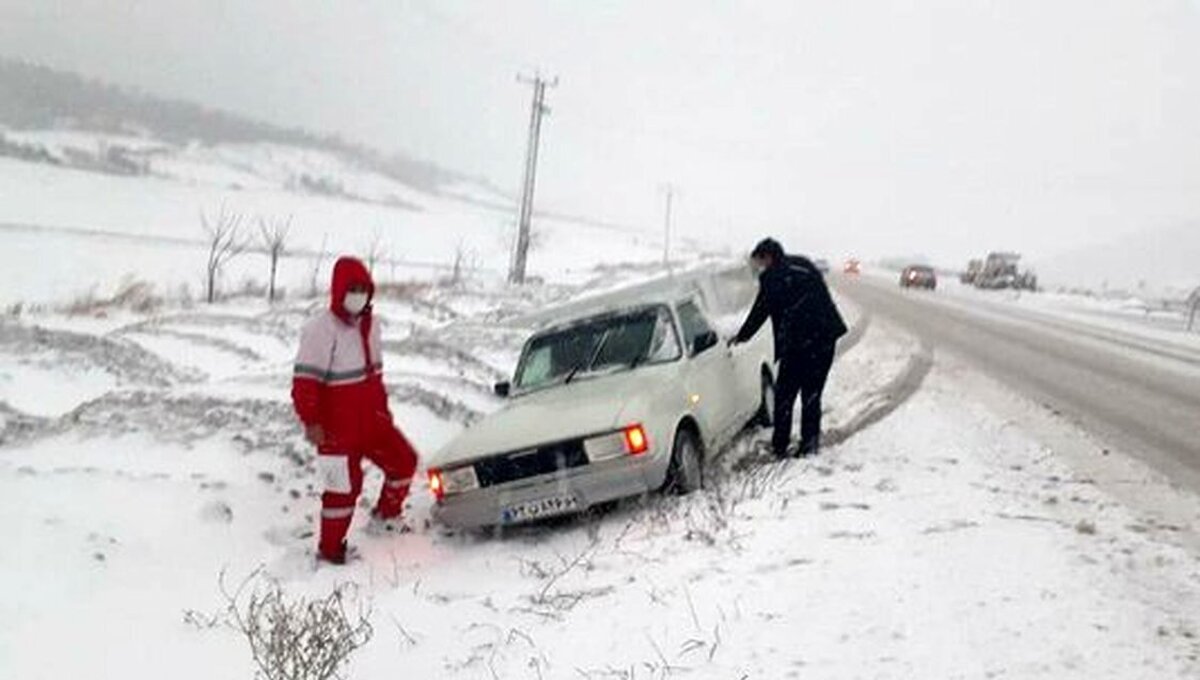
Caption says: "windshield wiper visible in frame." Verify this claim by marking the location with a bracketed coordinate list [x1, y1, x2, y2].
[627, 349, 650, 371]
[564, 329, 613, 384]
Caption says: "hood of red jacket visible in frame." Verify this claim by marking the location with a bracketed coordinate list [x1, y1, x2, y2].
[330, 256, 375, 323]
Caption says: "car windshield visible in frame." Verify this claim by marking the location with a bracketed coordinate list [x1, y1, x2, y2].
[513, 306, 680, 391]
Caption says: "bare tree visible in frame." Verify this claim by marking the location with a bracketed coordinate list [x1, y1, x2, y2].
[201, 205, 247, 304]
[308, 233, 329, 299]
[449, 238, 480, 287]
[258, 214, 292, 304]
[362, 229, 386, 279]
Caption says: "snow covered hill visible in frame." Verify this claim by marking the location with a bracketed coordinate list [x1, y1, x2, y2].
[0, 126, 686, 308]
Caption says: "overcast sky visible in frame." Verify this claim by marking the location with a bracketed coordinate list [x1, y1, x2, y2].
[2, 0, 1198, 268]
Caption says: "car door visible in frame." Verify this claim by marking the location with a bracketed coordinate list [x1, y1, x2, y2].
[728, 329, 768, 424]
[676, 300, 739, 444]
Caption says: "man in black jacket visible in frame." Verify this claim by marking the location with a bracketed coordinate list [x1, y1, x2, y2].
[731, 238, 847, 458]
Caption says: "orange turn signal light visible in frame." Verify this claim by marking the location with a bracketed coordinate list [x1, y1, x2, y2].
[428, 469, 445, 501]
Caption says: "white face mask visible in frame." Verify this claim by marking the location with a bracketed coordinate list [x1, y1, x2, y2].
[343, 291, 369, 315]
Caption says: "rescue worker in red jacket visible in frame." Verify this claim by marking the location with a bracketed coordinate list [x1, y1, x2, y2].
[291, 256, 419, 564]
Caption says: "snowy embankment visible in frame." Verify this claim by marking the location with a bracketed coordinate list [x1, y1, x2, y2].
[2, 268, 1198, 678]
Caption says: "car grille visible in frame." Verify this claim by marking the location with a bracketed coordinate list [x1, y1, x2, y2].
[473, 439, 589, 488]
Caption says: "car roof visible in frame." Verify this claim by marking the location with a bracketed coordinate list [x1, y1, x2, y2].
[533, 302, 673, 336]
[503, 261, 756, 333]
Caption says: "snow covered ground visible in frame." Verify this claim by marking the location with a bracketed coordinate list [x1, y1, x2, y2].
[1, 133, 1197, 676]
[3, 265, 1198, 678]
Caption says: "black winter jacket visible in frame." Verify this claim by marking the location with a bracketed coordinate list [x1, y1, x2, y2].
[734, 255, 847, 359]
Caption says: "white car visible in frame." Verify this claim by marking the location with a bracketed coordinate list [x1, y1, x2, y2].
[427, 291, 775, 529]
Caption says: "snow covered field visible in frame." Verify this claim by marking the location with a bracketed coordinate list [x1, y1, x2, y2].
[3, 264, 1198, 678]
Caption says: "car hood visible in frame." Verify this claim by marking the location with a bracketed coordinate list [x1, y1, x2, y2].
[431, 365, 673, 468]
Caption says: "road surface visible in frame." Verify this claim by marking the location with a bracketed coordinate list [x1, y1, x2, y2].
[834, 274, 1200, 492]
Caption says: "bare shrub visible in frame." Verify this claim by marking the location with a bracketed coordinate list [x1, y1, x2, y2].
[65, 277, 161, 316]
[512, 534, 611, 620]
[220, 570, 374, 680]
[109, 277, 161, 313]
[445, 238, 480, 287]
[626, 449, 789, 551]
[374, 280, 432, 300]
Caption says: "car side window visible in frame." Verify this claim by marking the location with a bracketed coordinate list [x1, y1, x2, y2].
[519, 345, 554, 386]
[677, 301, 717, 356]
[646, 307, 682, 363]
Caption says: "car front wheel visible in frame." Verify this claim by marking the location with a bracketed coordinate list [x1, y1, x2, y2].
[664, 427, 703, 495]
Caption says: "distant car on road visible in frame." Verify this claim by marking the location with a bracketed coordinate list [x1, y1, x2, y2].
[843, 258, 862, 275]
[427, 294, 775, 529]
[900, 265, 937, 290]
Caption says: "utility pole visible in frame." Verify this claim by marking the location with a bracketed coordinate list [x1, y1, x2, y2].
[659, 183, 676, 270]
[509, 74, 557, 284]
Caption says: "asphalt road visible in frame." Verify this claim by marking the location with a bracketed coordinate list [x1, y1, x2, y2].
[834, 274, 1200, 491]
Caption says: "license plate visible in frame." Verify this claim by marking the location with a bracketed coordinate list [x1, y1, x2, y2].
[501, 495, 580, 524]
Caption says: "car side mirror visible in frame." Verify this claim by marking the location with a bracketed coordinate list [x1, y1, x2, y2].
[691, 330, 718, 355]
[493, 381, 511, 398]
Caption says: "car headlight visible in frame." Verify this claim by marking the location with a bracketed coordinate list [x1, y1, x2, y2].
[584, 423, 650, 462]
[584, 432, 626, 462]
[441, 465, 480, 494]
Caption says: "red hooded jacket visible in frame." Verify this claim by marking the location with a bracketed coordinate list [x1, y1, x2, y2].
[291, 257, 390, 451]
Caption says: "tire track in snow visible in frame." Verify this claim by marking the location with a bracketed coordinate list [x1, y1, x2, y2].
[0, 321, 193, 387]
[119, 327, 264, 363]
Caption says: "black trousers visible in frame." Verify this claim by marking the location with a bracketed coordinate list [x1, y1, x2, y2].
[773, 342, 837, 456]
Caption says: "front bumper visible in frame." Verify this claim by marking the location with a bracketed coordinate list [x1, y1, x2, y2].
[432, 451, 663, 529]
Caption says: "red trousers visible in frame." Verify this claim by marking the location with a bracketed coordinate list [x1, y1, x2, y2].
[317, 420, 418, 559]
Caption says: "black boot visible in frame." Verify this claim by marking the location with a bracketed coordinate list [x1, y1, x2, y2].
[798, 437, 820, 458]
